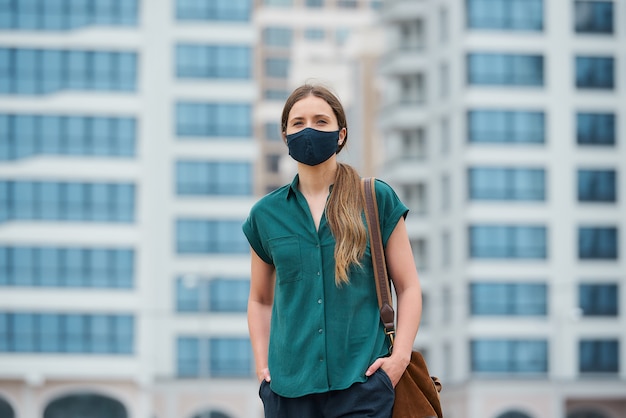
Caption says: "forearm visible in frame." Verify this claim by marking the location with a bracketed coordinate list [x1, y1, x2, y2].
[391, 281, 422, 363]
[247, 299, 272, 379]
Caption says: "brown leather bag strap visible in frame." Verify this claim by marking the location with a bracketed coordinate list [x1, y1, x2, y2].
[362, 177, 396, 337]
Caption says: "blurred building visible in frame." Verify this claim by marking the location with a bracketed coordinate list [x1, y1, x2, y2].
[379, 1, 626, 417]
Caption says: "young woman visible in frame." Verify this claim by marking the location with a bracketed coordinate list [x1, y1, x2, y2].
[242, 84, 422, 418]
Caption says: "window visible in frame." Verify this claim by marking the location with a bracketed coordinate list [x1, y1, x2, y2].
[0, 181, 135, 223]
[439, 7, 449, 43]
[177, 337, 252, 377]
[0, 114, 136, 161]
[176, 219, 248, 254]
[265, 57, 290, 78]
[263, 89, 289, 101]
[264, 122, 282, 141]
[263, 27, 293, 47]
[0, 0, 138, 29]
[467, 53, 544, 86]
[0, 246, 133, 288]
[304, 28, 325, 40]
[264, 0, 292, 6]
[575, 1, 613, 34]
[578, 227, 618, 259]
[176, 277, 250, 312]
[468, 110, 545, 144]
[466, 0, 543, 30]
[0, 312, 133, 354]
[469, 167, 545, 201]
[579, 340, 619, 373]
[576, 113, 615, 146]
[176, 161, 252, 196]
[176, 0, 251, 21]
[0, 48, 137, 95]
[176, 102, 252, 138]
[176, 45, 251, 79]
[576, 56, 614, 89]
[440, 62, 449, 98]
[411, 238, 428, 271]
[306, 0, 323, 7]
[578, 169, 616, 202]
[470, 225, 547, 259]
[266, 155, 281, 174]
[579, 284, 618, 316]
[471, 282, 547, 316]
[472, 339, 548, 373]
[44, 394, 127, 418]
[337, 0, 357, 8]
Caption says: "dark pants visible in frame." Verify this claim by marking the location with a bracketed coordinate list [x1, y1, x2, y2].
[259, 369, 395, 418]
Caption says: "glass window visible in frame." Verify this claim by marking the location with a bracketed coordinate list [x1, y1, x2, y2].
[176, 102, 252, 138]
[176, 277, 202, 312]
[579, 283, 618, 316]
[578, 169, 616, 202]
[467, 0, 543, 30]
[469, 167, 545, 201]
[265, 57, 290, 78]
[209, 279, 250, 312]
[577, 112, 615, 146]
[176, 219, 248, 254]
[306, 0, 323, 7]
[468, 110, 545, 144]
[264, 122, 282, 141]
[575, 1, 613, 34]
[470, 225, 547, 259]
[177, 337, 200, 377]
[304, 28, 325, 40]
[209, 338, 252, 377]
[579, 339, 619, 372]
[176, 44, 251, 79]
[471, 282, 547, 316]
[471, 339, 548, 373]
[176, 0, 251, 21]
[263, 27, 293, 47]
[176, 161, 252, 196]
[578, 227, 618, 259]
[467, 53, 544, 86]
[576, 56, 614, 89]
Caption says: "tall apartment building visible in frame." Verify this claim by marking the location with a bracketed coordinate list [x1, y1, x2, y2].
[379, 1, 626, 417]
[0, 1, 260, 417]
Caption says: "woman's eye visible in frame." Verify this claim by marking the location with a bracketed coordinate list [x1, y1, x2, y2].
[317, 120, 327, 124]
[292, 121, 302, 126]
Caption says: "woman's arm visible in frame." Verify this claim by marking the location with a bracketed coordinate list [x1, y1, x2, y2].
[247, 247, 276, 383]
[366, 217, 422, 386]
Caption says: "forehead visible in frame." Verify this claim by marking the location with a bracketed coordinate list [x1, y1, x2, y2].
[288, 95, 334, 119]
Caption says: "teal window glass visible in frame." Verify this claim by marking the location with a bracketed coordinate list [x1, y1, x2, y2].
[0, 312, 133, 354]
[578, 169, 616, 202]
[176, 102, 252, 138]
[263, 27, 293, 47]
[468, 110, 545, 144]
[471, 339, 548, 373]
[176, 161, 252, 196]
[0, 114, 136, 161]
[0, 0, 138, 29]
[470, 282, 547, 315]
[306, 0, 323, 7]
[0, 48, 137, 95]
[0, 246, 133, 288]
[579, 283, 618, 316]
[575, 1, 613, 34]
[467, 53, 544, 86]
[265, 57, 290, 78]
[177, 337, 200, 377]
[576, 113, 615, 146]
[264, 122, 281, 141]
[176, 0, 251, 21]
[176, 337, 252, 377]
[176, 219, 248, 254]
[470, 225, 547, 259]
[580, 340, 619, 372]
[176, 44, 251, 79]
[576, 56, 614, 89]
[468, 167, 545, 201]
[466, 0, 543, 30]
[0, 181, 135, 223]
[578, 227, 618, 259]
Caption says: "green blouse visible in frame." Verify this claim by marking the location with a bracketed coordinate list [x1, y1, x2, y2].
[242, 175, 408, 398]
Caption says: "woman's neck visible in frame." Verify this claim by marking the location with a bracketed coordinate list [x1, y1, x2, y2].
[297, 159, 338, 196]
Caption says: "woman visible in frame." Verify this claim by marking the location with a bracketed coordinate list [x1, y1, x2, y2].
[242, 84, 422, 418]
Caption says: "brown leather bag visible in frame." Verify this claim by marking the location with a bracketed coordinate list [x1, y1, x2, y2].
[362, 177, 443, 418]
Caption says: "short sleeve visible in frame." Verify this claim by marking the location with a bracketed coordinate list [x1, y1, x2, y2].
[373, 179, 409, 247]
[242, 207, 273, 265]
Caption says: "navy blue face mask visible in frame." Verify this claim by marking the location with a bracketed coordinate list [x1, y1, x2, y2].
[286, 127, 340, 166]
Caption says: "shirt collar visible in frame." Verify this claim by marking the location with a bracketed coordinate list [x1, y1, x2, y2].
[286, 174, 335, 200]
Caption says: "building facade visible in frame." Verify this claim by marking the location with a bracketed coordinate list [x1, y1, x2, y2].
[379, 1, 626, 417]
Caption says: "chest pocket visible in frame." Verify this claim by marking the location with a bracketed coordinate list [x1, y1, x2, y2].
[268, 235, 302, 284]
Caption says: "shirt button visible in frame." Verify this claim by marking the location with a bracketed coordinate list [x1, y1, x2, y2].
[317, 271, 320, 276]
[318, 329, 323, 334]
[318, 299, 322, 304]
[319, 357, 324, 362]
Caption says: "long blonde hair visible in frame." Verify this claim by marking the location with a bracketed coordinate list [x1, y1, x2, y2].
[281, 84, 367, 286]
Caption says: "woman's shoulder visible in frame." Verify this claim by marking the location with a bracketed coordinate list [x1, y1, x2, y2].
[249, 183, 291, 215]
